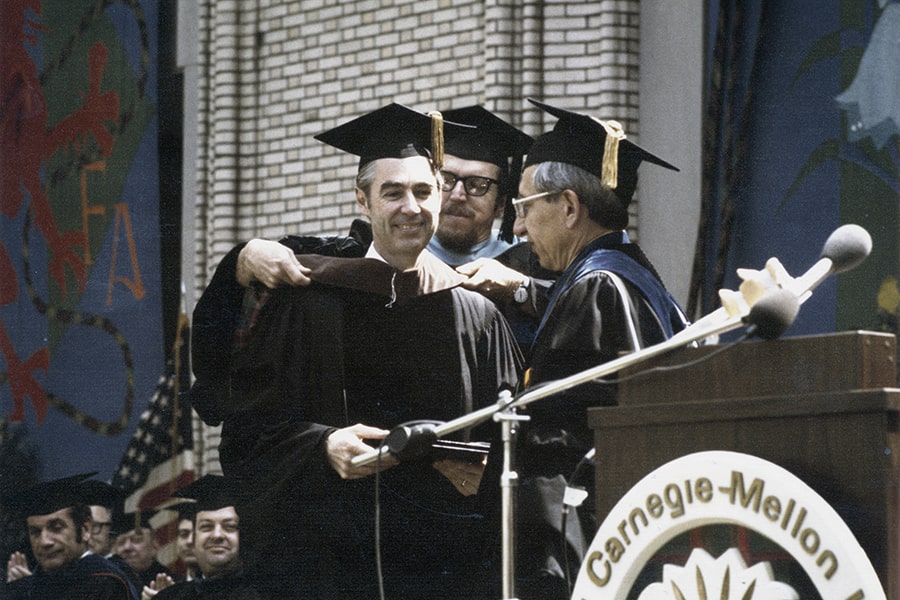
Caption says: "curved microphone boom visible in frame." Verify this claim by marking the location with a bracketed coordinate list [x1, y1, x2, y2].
[670, 223, 873, 347]
[742, 223, 871, 341]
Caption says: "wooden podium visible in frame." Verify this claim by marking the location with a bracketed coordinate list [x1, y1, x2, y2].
[587, 330, 900, 597]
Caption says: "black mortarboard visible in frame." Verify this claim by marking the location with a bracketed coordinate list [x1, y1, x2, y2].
[441, 105, 533, 170]
[524, 98, 678, 206]
[172, 475, 241, 513]
[166, 500, 198, 522]
[111, 509, 156, 535]
[78, 479, 126, 510]
[5, 472, 97, 517]
[314, 103, 473, 171]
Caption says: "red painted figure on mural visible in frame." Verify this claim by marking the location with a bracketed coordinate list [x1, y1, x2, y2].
[0, 0, 120, 423]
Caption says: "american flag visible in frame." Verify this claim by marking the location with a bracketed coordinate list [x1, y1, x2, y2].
[112, 311, 195, 568]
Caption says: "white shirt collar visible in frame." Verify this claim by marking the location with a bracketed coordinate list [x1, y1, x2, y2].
[365, 245, 388, 263]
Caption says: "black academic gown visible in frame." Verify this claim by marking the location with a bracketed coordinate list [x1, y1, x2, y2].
[5, 553, 138, 600]
[154, 573, 263, 600]
[190, 222, 548, 430]
[515, 232, 689, 600]
[190, 222, 370, 427]
[218, 252, 522, 600]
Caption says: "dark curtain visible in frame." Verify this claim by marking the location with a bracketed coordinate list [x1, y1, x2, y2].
[688, 1, 769, 319]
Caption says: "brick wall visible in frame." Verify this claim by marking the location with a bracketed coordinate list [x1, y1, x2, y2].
[191, 0, 644, 277]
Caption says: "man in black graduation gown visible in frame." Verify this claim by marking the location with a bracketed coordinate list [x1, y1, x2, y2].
[153, 476, 262, 600]
[110, 509, 175, 594]
[3, 474, 138, 600]
[211, 104, 522, 599]
[79, 479, 124, 559]
[188, 107, 551, 423]
[510, 99, 690, 599]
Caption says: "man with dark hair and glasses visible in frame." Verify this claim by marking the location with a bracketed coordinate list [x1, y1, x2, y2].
[79, 479, 125, 559]
[428, 105, 529, 266]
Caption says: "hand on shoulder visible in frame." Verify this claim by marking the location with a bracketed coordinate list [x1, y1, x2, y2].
[236, 239, 311, 288]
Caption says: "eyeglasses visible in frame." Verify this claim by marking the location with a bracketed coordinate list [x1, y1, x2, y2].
[512, 191, 553, 218]
[91, 522, 113, 535]
[440, 171, 499, 197]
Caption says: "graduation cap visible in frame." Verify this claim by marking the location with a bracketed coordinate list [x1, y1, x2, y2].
[166, 500, 198, 522]
[441, 106, 534, 242]
[172, 475, 241, 513]
[524, 98, 679, 206]
[5, 472, 97, 517]
[314, 102, 474, 172]
[441, 105, 533, 171]
[111, 509, 157, 536]
[78, 479, 126, 510]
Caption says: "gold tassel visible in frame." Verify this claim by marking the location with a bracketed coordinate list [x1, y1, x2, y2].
[598, 119, 626, 189]
[428, 110, 444, 171]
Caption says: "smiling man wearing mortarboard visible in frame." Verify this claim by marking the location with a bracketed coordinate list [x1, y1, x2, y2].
[151, 476, 262, 600]
[216, 103, 522, 600]
[3, 473, 138, 600]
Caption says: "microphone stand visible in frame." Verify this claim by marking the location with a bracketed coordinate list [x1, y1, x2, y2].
[352, 306, 750, 600]
[494, 390, 529, 600]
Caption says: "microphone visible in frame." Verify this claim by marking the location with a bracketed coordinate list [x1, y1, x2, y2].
[743, 287, 800, 340]
[383, 423, 438, 461]
[788, 224, 872, 302]
[821, 223, 872, 273]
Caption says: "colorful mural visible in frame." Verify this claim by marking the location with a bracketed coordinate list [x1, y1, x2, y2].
[0, 0, 163, 482]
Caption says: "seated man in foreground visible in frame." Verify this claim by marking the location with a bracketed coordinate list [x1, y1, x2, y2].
[153, 475, 262, 600]
[4, 473, 138, 600]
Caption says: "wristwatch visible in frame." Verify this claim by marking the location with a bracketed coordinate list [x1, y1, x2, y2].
[512, 278, 530, 304]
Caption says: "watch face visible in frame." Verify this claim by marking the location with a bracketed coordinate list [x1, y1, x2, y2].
[514, 285, 528, 304]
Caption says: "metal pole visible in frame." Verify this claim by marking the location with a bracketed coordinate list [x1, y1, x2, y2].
[494, 390, 529, 599]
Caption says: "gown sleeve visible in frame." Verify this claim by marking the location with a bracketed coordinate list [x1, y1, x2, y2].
[190, 227, 369, 426]
[191, 242, 248, 426]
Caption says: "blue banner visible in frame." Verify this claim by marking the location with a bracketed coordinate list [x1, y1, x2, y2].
[0, 0, 163, 483]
